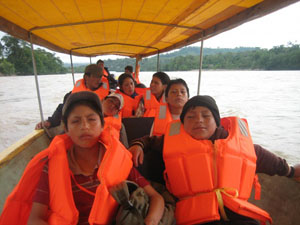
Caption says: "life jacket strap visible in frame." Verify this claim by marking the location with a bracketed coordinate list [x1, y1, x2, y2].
[215, 187, 239, 221]
[69, 170, 96, 196]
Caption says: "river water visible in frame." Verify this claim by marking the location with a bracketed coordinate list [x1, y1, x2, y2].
[0, 71, 299, 164]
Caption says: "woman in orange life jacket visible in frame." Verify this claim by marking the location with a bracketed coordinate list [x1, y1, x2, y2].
[0, 91, 164, 225]
[102, 92, 129, 148]
[128, 95, 300, 225]
[116, 73, 143, 118]
[151, 78, 189, 136]
[135, 72, 170, 117]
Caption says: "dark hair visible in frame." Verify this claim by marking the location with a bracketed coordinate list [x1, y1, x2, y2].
[152, 72, 170, 85]
[136, 83, 146, 88]
[118, 73, 136, 89]
[165, 78, 189, 98]
[125, 65, 133, 73]
[62, 101, 104, 131]
[96, 59, 104, 65]
[180, 95, 220, 126]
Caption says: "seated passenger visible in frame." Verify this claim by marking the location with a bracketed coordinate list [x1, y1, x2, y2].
[151, 78, 189, 136]
[96, 59, 117, 90]
[125, 64, 141, 84]
[72, 64, 109, 100]
[116, 73, 142, 118]
[128, 95, 300, 225]
[102, 92, 129, 147]
[35, 64, 109, 131]
[1, 91, 164, 225]
[136, 72, 170, 117]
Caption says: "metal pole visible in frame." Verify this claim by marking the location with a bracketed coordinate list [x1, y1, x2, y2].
[29, 32, 45, 124]
[70, 52, 75, 85]
[157, 51, 160, 72]
[89, 57, 92, 64]
[197, 35, 204, 95]
[135, 57, 139, 81]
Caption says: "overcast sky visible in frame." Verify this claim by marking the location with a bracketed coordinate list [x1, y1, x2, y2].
[1, 1, 300, 63]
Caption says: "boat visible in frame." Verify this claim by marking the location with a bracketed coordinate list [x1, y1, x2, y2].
[0, 0, 299, 224]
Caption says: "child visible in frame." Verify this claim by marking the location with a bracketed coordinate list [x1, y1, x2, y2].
[0, 91, 164, 225]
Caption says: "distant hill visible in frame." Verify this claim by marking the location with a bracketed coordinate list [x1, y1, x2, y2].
[159, 46, 259, 58]
[63, 45, 300, 72]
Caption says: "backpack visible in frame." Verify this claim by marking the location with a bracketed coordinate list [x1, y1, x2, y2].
[109, 181, 176, 225]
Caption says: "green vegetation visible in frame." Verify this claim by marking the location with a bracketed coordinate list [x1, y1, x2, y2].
[102, 45, 299, 72]
[0, 35, 67, 76]
[1, 34, 299, 76]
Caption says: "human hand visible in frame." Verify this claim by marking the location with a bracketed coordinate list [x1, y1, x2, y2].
[128, 145, 144, 167]
[35, 121, 51, 130]
[144, 217, 159, 225]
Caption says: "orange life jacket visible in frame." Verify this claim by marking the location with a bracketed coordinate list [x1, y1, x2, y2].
[104, 113, 122, 140]
[163, 117, 272, 225]
[143, 89, 167, 118]
[152, 104, 173, 136]
[102, 75, 110, 90]
[135, 87, 147, 95]
[103, 68, 109, 77]
[132, 71, 140, 84]
[72, 78, 109, 100]
[115, 90, 142, 118]
[0, 128, 132, 225]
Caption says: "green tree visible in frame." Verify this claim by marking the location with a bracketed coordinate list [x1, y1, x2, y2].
[1, 35, 67, 75]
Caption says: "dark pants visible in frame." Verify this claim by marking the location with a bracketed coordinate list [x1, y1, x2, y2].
[196, 207, 260, 225]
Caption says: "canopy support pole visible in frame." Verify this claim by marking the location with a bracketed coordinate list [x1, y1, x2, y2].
[70, 52, 75, 85]
[89, 57, 92, 64]
[157, 51, 160, 72]
[135, 56, 141, 82]
[29, 32, 45, 124]
[197, 35, 204, 95]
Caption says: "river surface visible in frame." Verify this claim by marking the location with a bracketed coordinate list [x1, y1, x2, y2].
[0, 70, 299, 164]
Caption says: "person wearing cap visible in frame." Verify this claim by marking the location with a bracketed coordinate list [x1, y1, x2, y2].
[151, 78, 189, 136]
[136, 72, 171, 117]
[102, 93, 129, 147]
[72, 64, 109, 100]
[128, 95, 300, 225]
[116, 73, 143, 118]
[1, 91, 164, 225]
[35, 64, 110, 131]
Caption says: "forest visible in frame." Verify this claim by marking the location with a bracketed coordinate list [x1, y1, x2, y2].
[0, 35, 67, 75]
[103, 44, 300, 72]
[1, 34, 299, 76]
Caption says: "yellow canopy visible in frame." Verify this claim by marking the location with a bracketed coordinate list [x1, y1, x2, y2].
[0, 0, 298, 58]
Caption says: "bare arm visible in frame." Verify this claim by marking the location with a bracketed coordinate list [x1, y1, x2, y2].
[27, 202, 48, 225]
[143, 185, 164, 225]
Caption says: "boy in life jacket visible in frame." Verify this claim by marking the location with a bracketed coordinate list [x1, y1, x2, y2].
[72, 64, 109, 100]
[96, 59, 117, 90]
[135, 72, 170, 117]
[102, 92, 129, 147]
[35, 64, 110, 130]
[151, 79, 189, 136]
[0, 91, 164, 225]
[128, 95, 300, 225]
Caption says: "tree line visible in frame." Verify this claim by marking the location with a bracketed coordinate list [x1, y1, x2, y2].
[0, 35, 67, 75]
[103, 44, 300, 72]
[1, 34, 299, 76]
